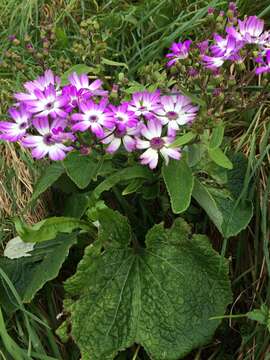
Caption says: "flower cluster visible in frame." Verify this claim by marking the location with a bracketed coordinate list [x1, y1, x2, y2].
[0, 70, 198, 169]
[166, 6, 270, 75]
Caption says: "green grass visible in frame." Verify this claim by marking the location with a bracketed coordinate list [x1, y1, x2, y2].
[0, 0, 270, 359]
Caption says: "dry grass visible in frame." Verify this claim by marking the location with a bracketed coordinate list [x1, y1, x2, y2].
[0, 142, 47, 224]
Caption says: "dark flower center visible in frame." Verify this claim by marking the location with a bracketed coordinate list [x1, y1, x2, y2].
[89, 115, 98, 122]
[150, 137, 164, 150]
[116, 116, 124, 122]
[46, 102, 54, 109]
[19, 122, 28, 129]
[115, 128, 126, 138]
[139, 106, 147, 111]
[43, 134, 55, 145]
[166, 111, 178, 120]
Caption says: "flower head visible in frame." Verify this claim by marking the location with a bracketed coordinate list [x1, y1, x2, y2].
[107, 102, 138, 129]
[71, 98, 113, 138]
[14, 70, 60, 102]
[155, 94, 198, 136]
[102, 123, 140, 153]
[136, 119, 181, 169]
[25, 84, 69, 118]
[128, 90, 161, 118]
[166, 40, 192, 67]
[68, 72, 108, 97]
[21, 117, 74, 160]
[0, 105, 31, 142]
[226, 16, 269, 45]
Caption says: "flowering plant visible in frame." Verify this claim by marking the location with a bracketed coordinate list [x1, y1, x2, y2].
[0, 2, 268, 359]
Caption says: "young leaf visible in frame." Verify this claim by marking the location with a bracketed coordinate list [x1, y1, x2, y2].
[101, 58, 129, 70]
[14, 217, 92, 243]
[91, 166, 154, 200]
[208, 148, 233, 169]
[169, 132, 196, 148]
[64, 211, 232, 360]
[162, 159, 194, 213]
[0, 233, 77, 312]
[209, 125, 224, 149]
[30, 162, 64, 202]
[63, 151, 102, 189]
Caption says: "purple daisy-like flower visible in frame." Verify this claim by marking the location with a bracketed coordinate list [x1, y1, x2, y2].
[0, 105, 31, 142]
[226, 16, 269, 46]
[102, 123, 140, 153]
[68, 72, 108, 97]
[21, 117, 74, 161]
[71, 98, 114, 138]
[107, 102, 138, 129]
[136, 119, 181, 169]
[202, 35, 240, 70]
[155, 94, 198, 136]
[26, 84, 69, 118]
[166, 40, 192, 67]
[14, 70, 61, 102]
[255, 50, 270, 74]
[128, 90, 162, 118]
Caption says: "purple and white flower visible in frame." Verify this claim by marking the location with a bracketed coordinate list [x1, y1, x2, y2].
[255, 50, 270, 74]
[21, 118, 74, 161]
[25, 84, 69, 118]
[14, 70, 61, 102]
[71, 98, 114, 138]
[226, 16, 269, 46]
[202, 35, 240, 70]
[155, 94, 198, 136]
[107, 102, 138, 129]
[102, 123, 140, 153]
[128, 91, 161, 118]
[0, 106, 31, 142]
[136, 119, 181, 169]
[166, 40, 192, 67]
[68, 72, 108, 97]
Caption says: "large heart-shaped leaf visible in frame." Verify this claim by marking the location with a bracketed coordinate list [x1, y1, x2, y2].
[64, 209, 232, 360]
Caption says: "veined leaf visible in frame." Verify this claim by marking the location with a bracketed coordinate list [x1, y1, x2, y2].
[169, 132, 196, 148]
[208, 148, 233, 169]
[14, 217, 92, 243]
[63, 151, 103, 189]
[162, 159, 194, 213]
[64, 209, 231, 360]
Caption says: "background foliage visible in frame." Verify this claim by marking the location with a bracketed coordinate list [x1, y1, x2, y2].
[0, 0, 270, 359]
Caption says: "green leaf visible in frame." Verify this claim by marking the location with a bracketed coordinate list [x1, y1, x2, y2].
[208, 148, 233, 169]
[101, 58, 129, 70]
[192, 179, 253, 237]
[30, 162, 64, 202]
[169, 132, 196, 148]
[14, 217, 92, 243]
[63, 151, 102, 189]
[122, 179, 144, 195]
[0, 233, 77, 312]
[55, 27, 68, 47]
[91, 166, 154, 201]
[247, 305, 269, 326]
[162, 159, 194, 214]
[209, 125, 224, 149]
[64, 211, 232, 360]
[61, 65, 93, 85]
